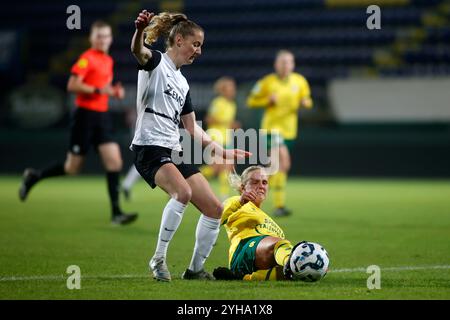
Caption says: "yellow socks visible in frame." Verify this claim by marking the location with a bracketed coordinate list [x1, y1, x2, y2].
[242, 267, 284, 281]
[274, 239, 293, 267]
[270, 171, 287, 209]
[241, 240, 293, 281]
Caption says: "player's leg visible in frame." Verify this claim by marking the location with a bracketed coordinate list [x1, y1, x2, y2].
[219, 235, 290, 281]
[149, 163, 193, 281]
[64, 152, 85, 175]
[243, 267, 285, 281]
[18, 152, 83, 202]
[98, 142, 137, 225]
[19, 107, 92, 201]
[18, 111, 91, 204]
[121, 164, 141, 200]
[182, 172, 223, 280]
[213, 266, 285, 281]
[255, 236, 293, 274]
[271, 144, 291, 217]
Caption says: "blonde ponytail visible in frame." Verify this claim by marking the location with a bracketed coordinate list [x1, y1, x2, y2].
[228, 167, 243, 193]
[144, 12, 202, 48]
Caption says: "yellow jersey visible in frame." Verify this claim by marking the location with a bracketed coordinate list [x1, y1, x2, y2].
[206, 96, 237, 146]
[247, 73, 312, 140]
[221, 196, 286, 265]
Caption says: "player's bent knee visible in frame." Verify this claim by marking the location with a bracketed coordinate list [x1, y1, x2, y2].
[204, 201, 223, 219]
[64, 163, 81, 175]
[174, 187, 192, 204]
[115, 158, 123, 170]
[105, 159, 122, 172]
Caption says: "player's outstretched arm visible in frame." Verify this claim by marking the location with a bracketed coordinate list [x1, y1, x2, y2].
[181, 112, 252, 161]
[131, 10, 154, 66]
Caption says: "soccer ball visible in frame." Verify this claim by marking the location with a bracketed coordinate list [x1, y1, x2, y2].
[289, 241, 329, 282]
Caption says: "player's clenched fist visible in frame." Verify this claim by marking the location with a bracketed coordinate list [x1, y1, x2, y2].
[135, 10, 154, 31]
[240, 190, 258, 205]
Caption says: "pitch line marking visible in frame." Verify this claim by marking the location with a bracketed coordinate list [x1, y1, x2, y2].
[1, 265, 449, 282]
[330, 265, 450, 273]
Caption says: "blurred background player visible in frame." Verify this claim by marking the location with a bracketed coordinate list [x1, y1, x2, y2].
[19, 21, 138, 226]
[213, 166, 297, 281]
[201, 76, 241, 201]
[122, 165, 141, 200]
[247, 50, 313, 217]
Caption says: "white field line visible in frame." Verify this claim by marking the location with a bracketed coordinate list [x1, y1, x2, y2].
[0, 274, 148, 282]
[330, 265, 450, 273]
[1, 265, 450, 282]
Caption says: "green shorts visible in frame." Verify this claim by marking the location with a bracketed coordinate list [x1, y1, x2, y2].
[230, 235, 268, 275]
[266, 134, 295, 153]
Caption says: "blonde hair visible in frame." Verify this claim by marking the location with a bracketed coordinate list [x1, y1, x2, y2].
[228, 166, 266, 193]
[144, 12, 203, 48]
[213, 76, 235, 96]
[275, 49, 294, 60]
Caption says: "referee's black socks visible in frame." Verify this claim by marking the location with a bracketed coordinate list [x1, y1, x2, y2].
[106, 171, 121, 216]
[39, 163, 66, 180]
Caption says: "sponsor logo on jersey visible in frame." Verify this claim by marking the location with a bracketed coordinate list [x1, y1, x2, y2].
[255, 218, 285, 238]
[164, 83, 184, 107]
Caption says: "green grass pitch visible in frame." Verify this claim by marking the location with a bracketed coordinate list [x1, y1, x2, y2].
[0, 175, 449, 299]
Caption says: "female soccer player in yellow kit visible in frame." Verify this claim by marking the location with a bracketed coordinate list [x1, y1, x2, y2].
[247, 50, 313, 217]
[213, 166, 298, 281]
[202, 76, 240, 200]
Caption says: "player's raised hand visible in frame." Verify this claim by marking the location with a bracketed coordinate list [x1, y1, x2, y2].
[240, 190, 258, 205]
[135, 10, 154, 31]
[222, 149, 252, 160]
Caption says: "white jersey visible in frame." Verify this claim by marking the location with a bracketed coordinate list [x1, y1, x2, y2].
[131, 50, 193, 151]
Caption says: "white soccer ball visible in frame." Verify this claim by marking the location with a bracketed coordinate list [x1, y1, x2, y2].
[290, 241, 330, 282]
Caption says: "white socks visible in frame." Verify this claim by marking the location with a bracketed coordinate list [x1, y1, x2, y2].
[154, 198, 187, 258]
[188, 214, 221, 272]
[153, 198, 221, 274]
[122, 165, 141, 190]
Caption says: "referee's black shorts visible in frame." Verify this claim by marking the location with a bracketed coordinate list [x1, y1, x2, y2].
[132, 144, 199, 189]
[69, 107, 115, 155]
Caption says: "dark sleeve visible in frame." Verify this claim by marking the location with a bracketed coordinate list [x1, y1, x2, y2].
[181, 90, 194, 115]
[137, 50, 162, 71]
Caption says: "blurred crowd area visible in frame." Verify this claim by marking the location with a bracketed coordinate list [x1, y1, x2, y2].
[0, 0, 449, 176]
[0, 0, 449, 130]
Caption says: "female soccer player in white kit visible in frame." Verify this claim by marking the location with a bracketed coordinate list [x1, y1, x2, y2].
[131, 10, 250, 281]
